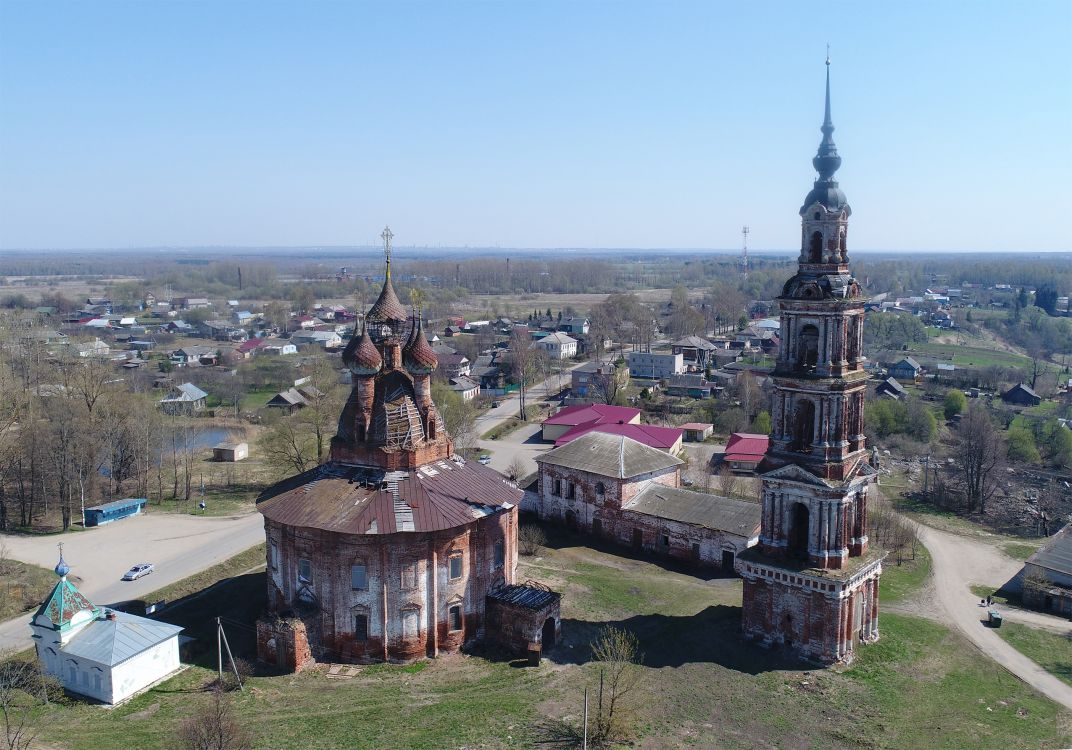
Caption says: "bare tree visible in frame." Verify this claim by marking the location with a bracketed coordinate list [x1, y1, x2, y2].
[258, 415, 317, 477]
[518, 524, 546, 556]
[590, 627, 643, 745]
[716, 466, 740, 498]
[0, 659, 48, 750]
[509, 330, 536, 421]
[952, 403, 1005, 514]
[176, 686, 252, 750]
[505, 456, 527, 483]
[588, 363, 628, 406]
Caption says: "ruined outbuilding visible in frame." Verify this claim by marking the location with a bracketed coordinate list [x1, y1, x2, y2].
[256, 229, 560, 669]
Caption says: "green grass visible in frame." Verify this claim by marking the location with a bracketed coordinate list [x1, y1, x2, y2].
[1002, 542, 1041, 561]
[140, 543, 265, 607]
[879, 545, 932, 604]
[481, 417, 526, 441]
[904, 342, 1032, 370]
[997, 622, 1072, 688]
[25, 535, 1072, 750]
[970, 584, 1014, 606]
[241, 387, 278, 411]
[151, 484, 260, 517]
[0, 560, 57, 620]
[845, 614, 1070, 749]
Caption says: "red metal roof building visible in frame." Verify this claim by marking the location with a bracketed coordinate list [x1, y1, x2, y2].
[723, 432, 770, 473]
[541, 403, 641, 442]
[553, 421, 684, 453]
[256, 231, 560, 670]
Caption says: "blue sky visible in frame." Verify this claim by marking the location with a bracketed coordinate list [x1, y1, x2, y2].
[1, 1, 1069, 252]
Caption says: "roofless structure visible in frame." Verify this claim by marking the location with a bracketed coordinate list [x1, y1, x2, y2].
[256, 228, 560, 669]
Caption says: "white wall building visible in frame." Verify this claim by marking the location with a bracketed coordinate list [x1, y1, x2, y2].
[530, 332, 579, 360]
[627, 351, 684, 379]
[31, 556, 183, 705]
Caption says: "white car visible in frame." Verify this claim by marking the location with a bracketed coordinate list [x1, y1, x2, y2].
[122, 563, 154, 581]
[478, 455, 491, 465]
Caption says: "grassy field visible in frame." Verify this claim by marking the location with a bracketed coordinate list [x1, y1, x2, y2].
[481, 416, 527, 441]
[904, 341, 1032, 370]
[878, 545, 932, 604]
[24, 527, 1072, 750]
[996, 622, 1072, 688]
[0, 560, 57, 620]
[1002, 541, 1042, 561]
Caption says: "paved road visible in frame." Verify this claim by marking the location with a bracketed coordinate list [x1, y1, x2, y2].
[916, 523, 1072, 711]
[0, 512, 264, 655]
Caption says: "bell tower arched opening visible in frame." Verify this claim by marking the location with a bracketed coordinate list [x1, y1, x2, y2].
[797, 324, 819, 371]
[791, 400, 816, 453]
[808, 231, 823, 263]
[788, 503, 810, 559]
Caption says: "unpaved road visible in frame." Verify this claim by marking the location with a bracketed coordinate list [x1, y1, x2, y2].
[0, 512, 264, 655]
[916, 523, 1072, 711]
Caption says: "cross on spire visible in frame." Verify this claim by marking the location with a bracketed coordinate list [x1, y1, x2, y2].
[381, 225, 394, 264]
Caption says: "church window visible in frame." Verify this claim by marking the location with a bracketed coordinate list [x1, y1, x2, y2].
[351, 563, 368, 590]
[269, 541, 279, 570]
[401, 560, 418, 589]
[401, 608, 420, 639]
[792, 400, 816, 453]
[448, 605, 463, 631]
[552, 478, 562, 497]
[567, 482, 576, 500]
[595, 482, 605, 497]
[449, 552, 464, 580]
[813, 212, 820, 220]
[493, 540, 505, 569]
[297, 558, 312, 584]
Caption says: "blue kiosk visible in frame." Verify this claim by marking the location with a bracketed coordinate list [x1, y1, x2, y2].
[84, 498, 148, 527]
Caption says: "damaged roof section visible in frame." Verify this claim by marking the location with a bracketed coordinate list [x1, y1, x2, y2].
[257, 457, 523, 535]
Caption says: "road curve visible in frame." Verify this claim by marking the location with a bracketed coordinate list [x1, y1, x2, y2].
[916, 523, 1072, 711]
[0, 512, 264, 656]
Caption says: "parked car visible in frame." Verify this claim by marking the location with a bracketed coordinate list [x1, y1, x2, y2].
[478, 455, 491, 465]
[122, 563, 154, 581]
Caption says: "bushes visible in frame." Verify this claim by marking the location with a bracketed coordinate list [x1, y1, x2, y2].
[865, 397, 936, 444]
[943, 390, 967, 420]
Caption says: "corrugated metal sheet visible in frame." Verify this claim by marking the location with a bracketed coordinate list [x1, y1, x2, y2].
[257, 458, 522, 535]
[1030, 525, 1072, 576]
[60, 611, 183, 666]
[487, 583, 560, 610]
[625, 484, 761, 537]
[536, 432, 682, 479]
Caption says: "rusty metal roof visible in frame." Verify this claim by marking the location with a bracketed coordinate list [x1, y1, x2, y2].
[258, 457, 522, 535]
[624, 484, 761, 538]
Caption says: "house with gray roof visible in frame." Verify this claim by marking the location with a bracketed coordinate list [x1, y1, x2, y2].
[31, 555, 183, 704]
[159, 382, 208, 415]
[530, 432, 760, 570]
[1023, 523, 1072, 616]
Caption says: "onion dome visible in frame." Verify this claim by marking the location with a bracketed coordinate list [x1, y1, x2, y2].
[55, 552, 70, 578]
[403, 317, 438, 375]
[342, 322, 382, 376]
[366, 268, 408, 330]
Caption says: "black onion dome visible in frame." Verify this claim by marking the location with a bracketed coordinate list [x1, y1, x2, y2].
[403, 318, 438, 375]
[342, 324, 382, 375]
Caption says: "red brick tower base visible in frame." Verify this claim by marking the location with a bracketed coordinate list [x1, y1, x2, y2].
[737, 550, 881, 664]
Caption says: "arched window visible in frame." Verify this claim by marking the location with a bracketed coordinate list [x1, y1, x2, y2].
[595, 482, 605, 497]
[788, 503, 810, 559]
[792, 400, 816, 453]
[797, 325, 820, 371]
[808, 232, 823, 263]
[427, 416, 436, 439]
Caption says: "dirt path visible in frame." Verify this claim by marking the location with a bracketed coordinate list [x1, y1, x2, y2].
[915, 523, 1072, 711]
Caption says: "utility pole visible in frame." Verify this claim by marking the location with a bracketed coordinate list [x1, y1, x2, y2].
[583, 686, 589, 749]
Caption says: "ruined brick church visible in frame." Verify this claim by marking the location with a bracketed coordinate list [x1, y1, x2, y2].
[256, 229, 560, 670]
[736, 61, 883, 664]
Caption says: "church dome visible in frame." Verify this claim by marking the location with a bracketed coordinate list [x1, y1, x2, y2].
[342, 324, 382, 376]
[403, 318, 437, 375]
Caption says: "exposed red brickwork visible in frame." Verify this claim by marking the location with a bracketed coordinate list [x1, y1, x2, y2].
[256, 616, 314, 672]
[259, 508, 518, 665]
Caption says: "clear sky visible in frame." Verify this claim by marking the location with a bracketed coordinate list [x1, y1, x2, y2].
[1, 0, 1070, 252]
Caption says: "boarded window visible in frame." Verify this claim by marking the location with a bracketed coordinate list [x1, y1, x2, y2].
[449, 553, 464, 580]
[297, 558, 311, 583]
[269, 541, 279, 570]
[493, 540, 505, 569]
[401, 561, 418, 589]
[448, 605, 463, 631]
[354, 613, 369, 642]
[402, 609, 420, 639]
[552, 478, 562, 496]
[351, 564, 368, 590]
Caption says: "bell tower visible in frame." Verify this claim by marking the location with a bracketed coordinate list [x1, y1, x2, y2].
[737, 57, 883, 665]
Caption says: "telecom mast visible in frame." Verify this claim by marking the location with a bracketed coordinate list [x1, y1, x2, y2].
[740, 225, 750, 277]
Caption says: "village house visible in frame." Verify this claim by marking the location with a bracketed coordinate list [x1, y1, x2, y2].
[259, 339, 298, 356]
[887, 356, 923, 383]
[1022, 524, 1072, 616]
[437, 352, 471, 378]
[528, 431, 760, 571]
[158, 382, 209, 415]
[530, 331, 579, 360]
[570, 360, 619, 399]
[1002, 382, 1042, 407]
[291, 329, 342, 349]
[170, 345, 217, 366]
[31, 555, 184, 705]
[175, 297, 211, 310]
[69, 338, 111, 358]
[449, 375, 480, 401]
[672, 335, 720, 370]
[875, 377, 907, 400]
[266, 385, 324, 413]
[558, 316, 590, 335]
[666, 373, 720, 399]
